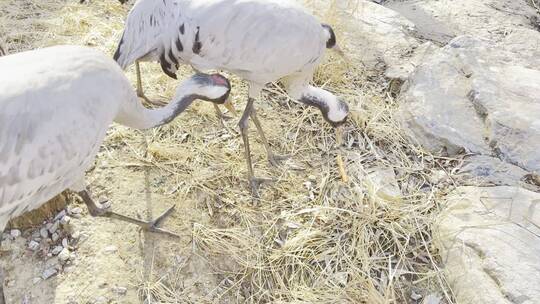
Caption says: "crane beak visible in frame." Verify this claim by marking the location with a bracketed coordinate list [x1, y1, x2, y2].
[223, 97, 237, 116]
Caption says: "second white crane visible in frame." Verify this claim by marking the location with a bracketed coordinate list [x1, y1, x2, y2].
[114, 0, 350, 196]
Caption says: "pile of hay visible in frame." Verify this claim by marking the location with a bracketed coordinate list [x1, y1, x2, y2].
[1, 0, 454, 302]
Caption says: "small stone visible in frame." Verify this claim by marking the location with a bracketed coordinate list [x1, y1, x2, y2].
[42, 268, 58, 280]
[1, 238, 13, 250]
[32, 231, 41, 240]
[411, 291, 423, 301]
[40, 227, 49, 238]
[71, 231, 80, 240]
[54, 210, 67, 221]
[58, 248, 71, 262]
[32, 277, 42, 284]
[62, 238, 69, 248]
[60, 215, 71, 226]
[51, 232, 59, 242]
[51, 246, 63, 255]
[10, 229, 21, 238]
[103, 245, 118, 254]
[28, 240, 40, 251]
[112, 286, 127, 295]
[94, 296, 108, 304]
[69, 207, 82, 215]
[308, 175, 317, 181]
[48, 221, 60, 234]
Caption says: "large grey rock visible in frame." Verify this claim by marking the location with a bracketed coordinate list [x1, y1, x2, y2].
[457, 155, 528, 187]
[435, 186, 540, 304]
[399, 35, 540, 172]
[302, 0, 425, 79]
[385, 0, 537, 43]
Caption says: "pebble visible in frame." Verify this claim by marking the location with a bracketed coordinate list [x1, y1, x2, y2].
[58, 248, 71, 262]
[32, 277, 42, 285]
[94, 296, 108, 304]
[410, 291, 423, 301]
[54, 210, 67, 221]
[69, 207, 82, 215]
[10, 229, 21, 239]
[60, 215, 71, 226]
[49, 221, 60, 234]
[51, 246, 63, 255]
[28, 240, 40, 251]
[62, 238, 69, 248]
[103, 245, 118, 254]
[51, 232, 60, 242]
[42, 268, 58, 280]
[112, 286, 127, 295]
[40, 227, 49, 239]
[1, 238, 13, 250]
[71, 231, 80, 240]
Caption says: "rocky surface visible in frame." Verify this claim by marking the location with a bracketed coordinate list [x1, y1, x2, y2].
[399, 35, 540, 173]
[307, 0, 430, 80]
[435, 186, 540, 304]
[385, 0, 537, 43]
[375, 0, 540, 303]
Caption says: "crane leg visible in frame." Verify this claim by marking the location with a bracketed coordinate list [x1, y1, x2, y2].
[78, 190, 179, 238]
[213, 103, 235, 132]
[135, 61, 166, 107]
[238, 97, 273, 197]
[249, 109, 289, 167]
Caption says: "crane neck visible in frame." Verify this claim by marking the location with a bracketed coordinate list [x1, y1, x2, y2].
[115, 87, 199, 130]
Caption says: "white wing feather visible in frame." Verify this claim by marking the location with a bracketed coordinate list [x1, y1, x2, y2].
[0, 46, 124, 229]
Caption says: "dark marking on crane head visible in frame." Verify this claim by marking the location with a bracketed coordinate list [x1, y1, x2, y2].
[192, 73, 231, 104]
[179, 24, 185, 35]
[321, 24, 336, 49]
[192, 26, 202, 54]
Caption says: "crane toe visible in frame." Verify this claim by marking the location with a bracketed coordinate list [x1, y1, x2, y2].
[267, 153, 290, 167]
[249, 176, 274, 198]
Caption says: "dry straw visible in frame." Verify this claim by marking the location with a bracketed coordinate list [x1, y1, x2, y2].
[1, 0, 455, 302]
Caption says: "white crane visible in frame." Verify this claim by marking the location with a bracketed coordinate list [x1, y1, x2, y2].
[0, 45, 231, 303]
[113, 0, 350, 196]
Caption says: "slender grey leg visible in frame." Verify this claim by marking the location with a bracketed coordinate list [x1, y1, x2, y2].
[213, 103, 233, 129]
[78, 190, 179, 238]
[135, 61, 166, 107]
[249, 109, 289, 167]
[238, 98, 273, 197]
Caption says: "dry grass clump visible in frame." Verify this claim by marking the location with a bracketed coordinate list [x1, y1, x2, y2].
[1, 0, 454, 303]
